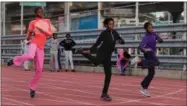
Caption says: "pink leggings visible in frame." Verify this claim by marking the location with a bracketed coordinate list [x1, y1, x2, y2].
[13, 43, 44, 90]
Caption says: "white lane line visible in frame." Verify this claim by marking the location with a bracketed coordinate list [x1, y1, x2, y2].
[3, 78, 182, 106]
[3, 77, 185, 102]
[104, 89, 183, 105]
[2, 94, 75, 104]
[5, 85, 94, 106]
[2, 97, 35, 106]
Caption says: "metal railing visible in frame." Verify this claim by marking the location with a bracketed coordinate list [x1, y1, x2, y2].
[1, 23, 187, 70]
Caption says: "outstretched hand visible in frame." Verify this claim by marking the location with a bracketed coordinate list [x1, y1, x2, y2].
[117, 40, 125, 44]
[143, 48, 152, 53]
[24, 39, 30, 45]
[157, 39, 163, 43]
[82, 50, 91, 54]
[116, 40, 121, 44]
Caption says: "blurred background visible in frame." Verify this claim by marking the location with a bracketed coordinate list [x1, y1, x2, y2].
[1, 2, 185, 34]
[1, 2, 187, 70]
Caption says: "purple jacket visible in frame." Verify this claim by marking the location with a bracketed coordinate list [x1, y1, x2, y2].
[139, 32, 163, 54]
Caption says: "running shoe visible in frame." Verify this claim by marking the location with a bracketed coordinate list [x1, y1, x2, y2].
[74, 48, 83, 54]
[140, 87, 151, 97]
[100, 94, 112, 101]
[120, 73, 126, 76]
[71, 69, 75, 72]
[30, 89, 35, 98]
[7, 59, 13, 66]
[130, 56, 140, 65]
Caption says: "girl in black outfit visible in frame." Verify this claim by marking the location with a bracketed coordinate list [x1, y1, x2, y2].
[78, 18, 125, 101]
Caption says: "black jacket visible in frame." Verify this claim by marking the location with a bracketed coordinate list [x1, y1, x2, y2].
[90, 29, 125, 53]
[60, 39, 76, 51]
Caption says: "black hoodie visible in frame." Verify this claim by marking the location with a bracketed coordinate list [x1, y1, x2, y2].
[60, 38, 76, 51]
[90, 29, 125, 53]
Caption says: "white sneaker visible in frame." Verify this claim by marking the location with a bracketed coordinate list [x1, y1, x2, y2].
[140, 88, 151, 97]
[130, 56, 140, 65]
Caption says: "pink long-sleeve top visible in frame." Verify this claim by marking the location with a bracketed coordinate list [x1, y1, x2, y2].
[27, 17, 53, 49]
[116, 50, 129, 70]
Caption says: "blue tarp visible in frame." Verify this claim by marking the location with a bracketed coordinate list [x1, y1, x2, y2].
[78, 15, 98, 30]
[71, 15, 98, 31]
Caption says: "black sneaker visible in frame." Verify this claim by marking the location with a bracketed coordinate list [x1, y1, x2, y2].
[65, 70, 68, 72]
[30, 89, 35, 98]
[120, 73, 126, 76]
[71, 70, 75, 72]
[7, 59, 13, 66]
[100, 94, 112, 101]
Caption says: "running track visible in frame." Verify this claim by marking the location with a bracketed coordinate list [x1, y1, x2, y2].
[2, 66, 186, 106]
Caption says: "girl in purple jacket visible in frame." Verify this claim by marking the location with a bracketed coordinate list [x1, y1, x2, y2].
[131, 22, 163, 97]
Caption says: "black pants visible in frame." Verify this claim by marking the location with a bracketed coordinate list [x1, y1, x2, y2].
[141, 67, 155, 89]
[58, 48, 62, 69]
[138, 51, 156, 89]
[82, 51, 112, 94]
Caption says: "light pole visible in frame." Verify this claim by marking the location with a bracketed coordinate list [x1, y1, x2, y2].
[64, 2, 70, 32]
[3, 2, 6, 36]
[184, 2, 187, 24]
[97, 2, 102, 29]
[135, 2, 139, 54]
[20, 2, 23, 35]
[183, 2, 187, 71]
[135, 2, 139, 26]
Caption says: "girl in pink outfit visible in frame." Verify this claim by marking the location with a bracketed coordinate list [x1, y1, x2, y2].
[7, 7, 53, 98]
[116, 49, 131, 76]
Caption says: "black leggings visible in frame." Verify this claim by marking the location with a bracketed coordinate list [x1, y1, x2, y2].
[82, 52, 112, 94]
[138, 51, 157, 89]
[141, 67, 155, 89]
[58, 49, 62, 69]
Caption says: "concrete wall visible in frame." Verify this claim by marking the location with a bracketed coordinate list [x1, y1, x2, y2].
[2, 62, 185, 80]
[45, 65, 186, 80]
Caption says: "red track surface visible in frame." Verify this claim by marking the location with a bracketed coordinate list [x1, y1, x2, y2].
[2, 66, 187, 106]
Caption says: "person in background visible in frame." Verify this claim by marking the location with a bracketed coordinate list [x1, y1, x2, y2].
[49, 33, 60, 72]
[21, 39, 31, 71]
[57, 45, 62, 70]
[131, 22, 163, 97]
[60, 33, 76, 72]
[116, 49, 131, 76]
